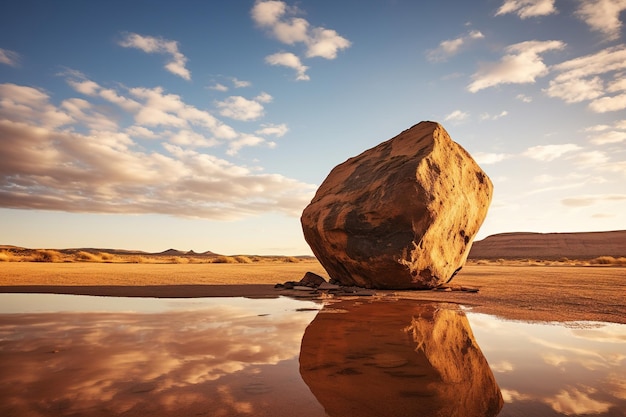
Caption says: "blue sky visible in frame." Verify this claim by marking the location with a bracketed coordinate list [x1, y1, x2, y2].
[1, 0, 625, 255]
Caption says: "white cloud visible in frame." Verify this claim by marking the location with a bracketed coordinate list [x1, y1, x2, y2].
[468, 40, 565, 92]
[523, 144, 582, 161]
[602, 160, 626, 175]
[119, 33, 191, 80]
[126, 125, 158, 139]
[0, 48, 21, 67]
[305, 27, 352, 59]
[232, 77, 251, 88]
[226, 134, 267, 156]
[549, 46, 626, 81]
[60, 98, 118, 131]
[569, 150, 609, 166]
[208, 78, 251, 92]
[516, 93, 533, 102]
[255, 92, 273, 103]
[575, 0, 626, 41]
[265, 52, 310, 81]
[546, 45, 626, 112]
[252, 1, 351, 61]
[255, 123, 288, 137]
[444, 109, 469, 122]
[427, 30, 485, 62]
[208, 83, 229, 92]
[608, 77, 626, 92]
[68, 78, 101, 96]
[495, 0, 557, 19]
[543, 76, 605, 103]
[590, 130, 626, 145]
[251, 1, 350, 79]
[216, 96, 266, 121]
[0, 83, 73, 128]
[63, 72, 281, 152]
[588, 93, 626, 112]
[480, 110, 509, 120]
[0, 83, 315, 218]
[169, 130, 218, 147]
[127, 86, 237, 138]
[583, 124, 611, 132]
[251, 0, 287, 27]
[525, 173, 607, 195]
[562, 194, 626, 207]
[473, 152, 512, 164]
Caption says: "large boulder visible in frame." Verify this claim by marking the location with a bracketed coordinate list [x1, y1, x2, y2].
[301, 121, 493, 289]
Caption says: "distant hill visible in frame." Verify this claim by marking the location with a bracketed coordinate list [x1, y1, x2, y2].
[0, 246, 220, 257]
[469, 230, 626, 260]
[154, 249, 219, 256]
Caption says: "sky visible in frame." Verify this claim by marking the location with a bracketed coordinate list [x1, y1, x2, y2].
[1, 0, 625, 255]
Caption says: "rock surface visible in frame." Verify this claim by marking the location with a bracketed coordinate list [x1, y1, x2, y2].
[299, 271, 327, 287]
[301, 121, 493, 289]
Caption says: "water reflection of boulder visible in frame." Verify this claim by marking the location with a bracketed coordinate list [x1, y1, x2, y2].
[299, 299, 503, 417]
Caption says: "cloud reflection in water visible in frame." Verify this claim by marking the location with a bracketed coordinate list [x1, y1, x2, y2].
[0, 296, 325, 417]
[467, 312, 626, 416]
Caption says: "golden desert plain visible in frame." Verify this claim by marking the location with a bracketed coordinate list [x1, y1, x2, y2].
[1, 230, 625, 324]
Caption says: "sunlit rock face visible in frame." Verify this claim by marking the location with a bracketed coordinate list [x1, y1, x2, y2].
[299, 299, 503, 417]
[301, 121, 493, 289]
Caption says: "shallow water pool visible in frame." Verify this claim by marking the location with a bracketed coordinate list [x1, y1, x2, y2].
[0, 294, 624, 417]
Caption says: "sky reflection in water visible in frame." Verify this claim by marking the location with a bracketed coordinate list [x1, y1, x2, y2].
[466, 311, 626, 417]
[0, 294, 624, 417]
[0, 294, 326, 417]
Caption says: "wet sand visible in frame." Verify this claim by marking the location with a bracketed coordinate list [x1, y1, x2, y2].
[0, 261, 624, 324]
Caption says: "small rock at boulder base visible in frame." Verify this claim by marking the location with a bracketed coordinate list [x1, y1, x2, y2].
[300, 121, 493, 289]
[299, 271, 327, 287]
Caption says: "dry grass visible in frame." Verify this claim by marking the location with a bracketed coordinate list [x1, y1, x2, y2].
[0, 250, 17, 262]
[589, 256, 626, 265]
[466, 256, 626, 267]
[0, 248, 315, 264]
[31, 249, 64, 263]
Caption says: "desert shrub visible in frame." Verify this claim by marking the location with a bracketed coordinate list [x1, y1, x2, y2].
[234, 255, 253, 264]
[126, 255, 147, 263]
[590, 256, 617, 265]
[283, 256, 300, 263]
[99, 252, 115, 261]
[212, 255, 238, 264]
[170, 256, 189, 264]
[75, 251, 101, 262]
[32, 249, 63, 263]
[0, 250, 16, 262]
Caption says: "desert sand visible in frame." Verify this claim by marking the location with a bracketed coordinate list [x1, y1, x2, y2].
[1, 261, 624, 324]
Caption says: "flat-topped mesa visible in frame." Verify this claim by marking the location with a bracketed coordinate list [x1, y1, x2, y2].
[300, 121, 493, 289]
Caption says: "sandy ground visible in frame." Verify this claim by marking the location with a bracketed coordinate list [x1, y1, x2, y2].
[0, 261, 624, 324]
